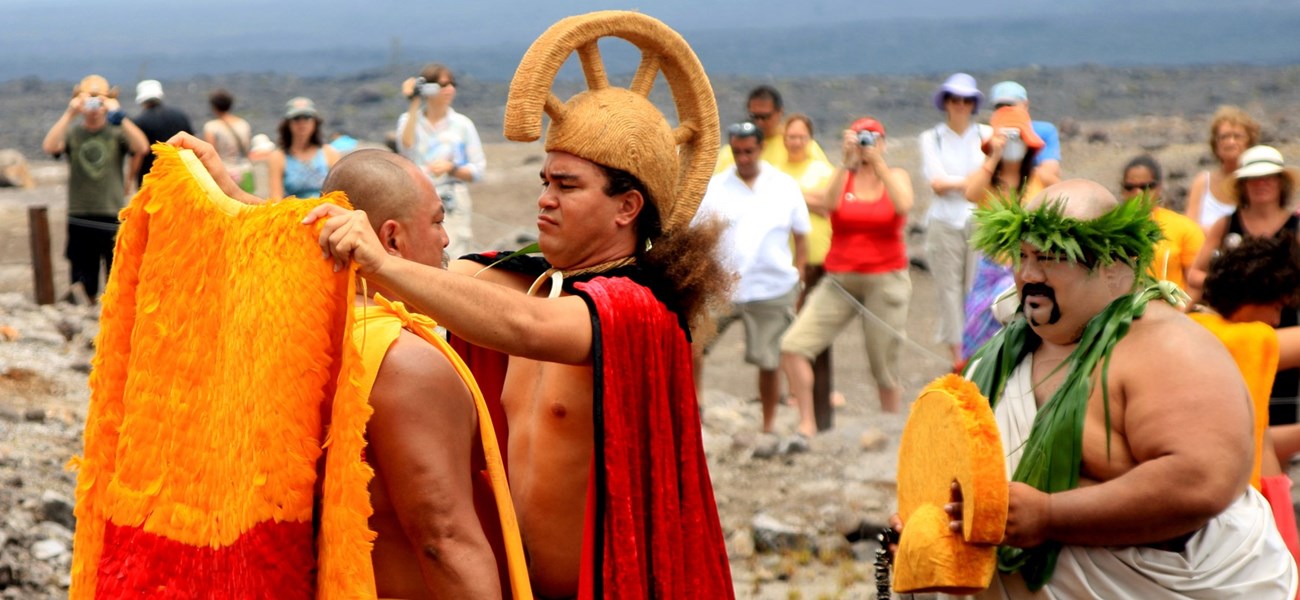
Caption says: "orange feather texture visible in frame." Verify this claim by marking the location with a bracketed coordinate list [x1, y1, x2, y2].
[69, 144, 376, 599]
[894, 374, 1008, 594]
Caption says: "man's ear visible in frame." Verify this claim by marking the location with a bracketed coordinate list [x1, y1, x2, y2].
[613, 189, 644, 228]
[378, 219, 402, 255]
[1103, 262, 1136, 293]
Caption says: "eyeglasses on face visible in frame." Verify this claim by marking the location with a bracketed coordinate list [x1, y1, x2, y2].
[945, 95, 976, 105]
[290, 115, 315, 122]
[748, 111, 775, 122]
[1121, 182, 1158, 192]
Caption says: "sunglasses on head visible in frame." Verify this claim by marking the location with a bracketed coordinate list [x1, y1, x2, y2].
[1122, 182, 1158, 192]
[727, 121, 761, 138]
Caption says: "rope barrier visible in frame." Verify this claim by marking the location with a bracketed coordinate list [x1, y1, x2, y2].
[821, 275, 952, 369]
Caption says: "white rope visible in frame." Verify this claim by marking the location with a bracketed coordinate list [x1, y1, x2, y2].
[821, 276, 952, 368]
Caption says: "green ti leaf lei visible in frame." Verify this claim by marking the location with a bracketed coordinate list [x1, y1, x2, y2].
[962, 194, 1173, 590]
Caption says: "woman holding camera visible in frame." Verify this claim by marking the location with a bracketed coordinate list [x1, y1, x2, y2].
[397, 63, 485, 257]
[780, 117, 913, 432]
[960, 105, 1045, 359]
[267, 97, 339, 200]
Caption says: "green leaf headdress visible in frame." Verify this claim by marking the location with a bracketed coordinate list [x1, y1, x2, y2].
[970, 192, 1164, 275]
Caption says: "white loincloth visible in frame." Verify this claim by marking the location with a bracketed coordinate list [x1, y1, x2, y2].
[959, 355, 1298, 599]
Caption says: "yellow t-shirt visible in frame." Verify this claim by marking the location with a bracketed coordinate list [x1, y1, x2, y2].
[714, 130, 829, 173]
[779, 156, 836, 265]
[1150, 206, 1205, 292]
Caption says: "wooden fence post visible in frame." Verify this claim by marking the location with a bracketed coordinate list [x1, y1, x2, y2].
[28, 205, 55, 305]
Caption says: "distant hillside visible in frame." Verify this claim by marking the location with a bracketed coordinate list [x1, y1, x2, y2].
[3, 8, 1298, 83]
[5, 63, 1300, 161]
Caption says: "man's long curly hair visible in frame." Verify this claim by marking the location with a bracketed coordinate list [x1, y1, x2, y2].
[603, 165, 734, 341]
[1203, 232, 1300, 318]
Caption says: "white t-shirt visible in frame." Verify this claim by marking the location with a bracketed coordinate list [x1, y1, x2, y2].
[696, 161, 811, 303]
[394, 107, 486, 210]
[919, 122, 991, 228]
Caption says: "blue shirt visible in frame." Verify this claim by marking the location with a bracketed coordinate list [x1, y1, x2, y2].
[1032, 120, 1061, 166]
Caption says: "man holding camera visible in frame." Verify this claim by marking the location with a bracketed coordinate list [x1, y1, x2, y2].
[397, 63, 485, 258]
[697, 121, 810, 452]
[41, 74, 148, 301]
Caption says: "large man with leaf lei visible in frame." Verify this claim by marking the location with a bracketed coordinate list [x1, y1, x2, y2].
[954, 179, 1296, 598]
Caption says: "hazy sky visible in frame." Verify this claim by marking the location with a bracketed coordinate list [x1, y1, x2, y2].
[5, 0, 1250, 52]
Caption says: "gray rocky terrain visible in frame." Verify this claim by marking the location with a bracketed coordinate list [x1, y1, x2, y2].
[3, 63, 1300, 597]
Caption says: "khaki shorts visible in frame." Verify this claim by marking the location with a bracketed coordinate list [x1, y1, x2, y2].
[780, 269, 911, 389]
[707, 284, 799, 371]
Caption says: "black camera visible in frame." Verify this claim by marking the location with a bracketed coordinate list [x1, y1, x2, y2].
[409, 77, 442, 99]
[857, 130, 879, 147]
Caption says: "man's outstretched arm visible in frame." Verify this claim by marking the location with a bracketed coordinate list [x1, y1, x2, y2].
[306, 204, 596, 365]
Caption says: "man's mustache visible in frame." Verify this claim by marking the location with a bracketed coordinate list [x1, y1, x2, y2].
[1021, 283, 1055, 302]
[1020, 283, 1061, 326]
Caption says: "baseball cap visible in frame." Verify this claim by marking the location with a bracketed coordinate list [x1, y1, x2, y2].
[284, 97, 319, 119]
[982, 106, 1045, 155]
[136, 80, 164, 104]
[990, 81, 1028, 106]
[932, 73, 983, 113]
[849, 117, 886, 137]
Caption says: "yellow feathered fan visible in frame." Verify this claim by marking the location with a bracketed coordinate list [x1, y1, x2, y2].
[894, 375, 1008, 594]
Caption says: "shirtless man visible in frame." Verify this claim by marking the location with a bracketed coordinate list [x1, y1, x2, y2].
[321, 149, 522, 599]
[305, 12, 735, 599]
[895, 180, 1296, 597]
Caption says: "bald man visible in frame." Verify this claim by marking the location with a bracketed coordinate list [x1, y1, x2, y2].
[896, 180, 1297, 597]
[322, 150, 511, 599]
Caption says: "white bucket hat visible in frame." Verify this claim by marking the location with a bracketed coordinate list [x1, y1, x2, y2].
[932, 73, 983, 113]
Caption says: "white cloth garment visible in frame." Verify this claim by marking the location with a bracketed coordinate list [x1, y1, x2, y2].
[963, 356, 1299, 599]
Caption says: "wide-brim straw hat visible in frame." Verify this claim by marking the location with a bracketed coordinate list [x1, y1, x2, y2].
[1232, 145, 1300, 205]
[503, 11, 719, 234]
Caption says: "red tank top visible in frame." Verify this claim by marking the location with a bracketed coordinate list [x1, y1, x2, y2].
[824, 171, 907, 274]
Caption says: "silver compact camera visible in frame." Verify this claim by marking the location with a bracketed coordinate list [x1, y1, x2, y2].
[857, 130, 879, 147]
[411, 77, 442, 98]
[1000, 127, 1021, 141]
[82, 96, 103, 112]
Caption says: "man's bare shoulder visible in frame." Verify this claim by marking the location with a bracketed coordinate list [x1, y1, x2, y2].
[371, 330, 474, 423]
[1116, 301, 1241, 386]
